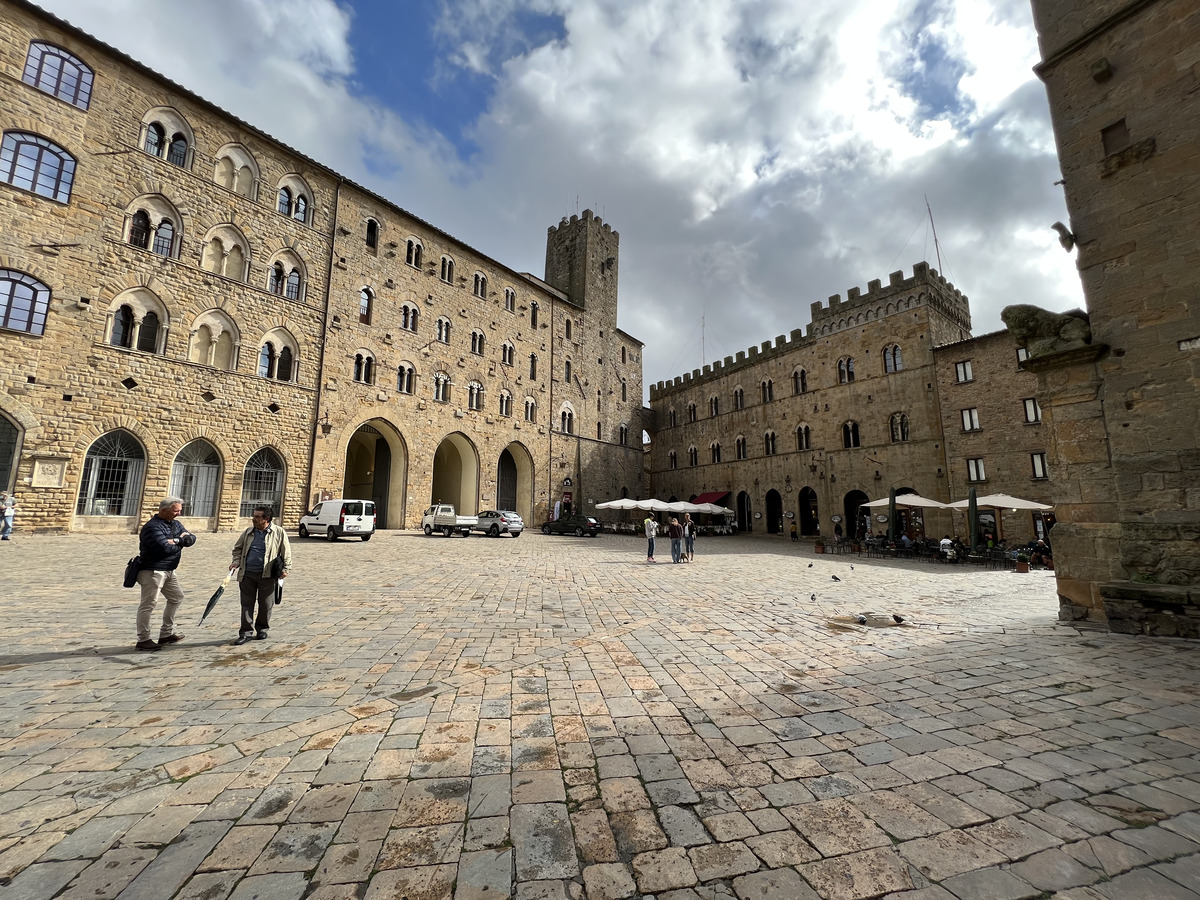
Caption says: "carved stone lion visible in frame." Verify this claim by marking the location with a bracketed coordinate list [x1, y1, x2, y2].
[1001, 304, 1091, 358]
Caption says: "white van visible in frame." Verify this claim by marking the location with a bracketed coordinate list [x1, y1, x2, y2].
[298, 498, 376, 541]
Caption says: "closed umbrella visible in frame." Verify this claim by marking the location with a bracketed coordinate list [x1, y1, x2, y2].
[198, 571, 232, 625]
[967, 486, 979, 552]
[887, 488, 898, 542]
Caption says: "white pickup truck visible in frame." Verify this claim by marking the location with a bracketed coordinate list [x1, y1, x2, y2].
[421, 504, 477, 537]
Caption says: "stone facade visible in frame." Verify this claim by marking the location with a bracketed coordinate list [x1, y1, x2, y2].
[1027, 0, 1200, 634]
[648, 264, 1053, 541]
[0, 0, 643, 532]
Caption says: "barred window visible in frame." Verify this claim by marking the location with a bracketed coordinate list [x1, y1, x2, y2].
[22, 42, 94, 110]
[170, 439, 221, 518]
[76, 430, 145, 516]
[129, 210, 151, 249]
[151, 220, 174, 257]
[240, 447, 285, 517]
[1, 131, 76, 203]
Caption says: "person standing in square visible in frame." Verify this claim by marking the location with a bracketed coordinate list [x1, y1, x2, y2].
[229, 505, 292, 644]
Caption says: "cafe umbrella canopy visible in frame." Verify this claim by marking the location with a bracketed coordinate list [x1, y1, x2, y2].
[947, 492, 1054, 542]
[859, 493, 949, 539]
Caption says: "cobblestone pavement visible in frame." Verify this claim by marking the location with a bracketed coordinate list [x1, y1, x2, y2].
[1, 530, 1199, 900]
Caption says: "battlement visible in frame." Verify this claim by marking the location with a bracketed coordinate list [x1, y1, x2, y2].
[547, 208, 618, 240]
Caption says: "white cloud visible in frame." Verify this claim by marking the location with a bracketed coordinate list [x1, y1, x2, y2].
[37, 0, 1083, 393]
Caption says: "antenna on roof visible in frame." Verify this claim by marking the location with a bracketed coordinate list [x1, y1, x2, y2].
[701, 312, 706, 367]
[925, 194, 943, 272]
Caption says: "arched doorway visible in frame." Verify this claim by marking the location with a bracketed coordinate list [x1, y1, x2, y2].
[170, 439, 221, 522]
[0, 413, 19, 491]
[737, 491, 752, 532]
[765, 489, 783, 534]
[343, 420, 409, 528]
[496, 442, 533, 522]
[798, 486, 819, 536]
[432, 432, 479, 514]
[77, 430, 145, 517]
[843, 489, 869, 540]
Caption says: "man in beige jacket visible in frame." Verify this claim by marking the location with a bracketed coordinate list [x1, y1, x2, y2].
[229, 505, 293, 644]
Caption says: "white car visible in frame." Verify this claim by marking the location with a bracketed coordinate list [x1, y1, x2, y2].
[474, 510, 524, 537]
[299, 498, 376, 541]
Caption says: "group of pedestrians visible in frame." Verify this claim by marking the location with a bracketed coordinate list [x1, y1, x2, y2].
[132, 497, 293, 651]
[644, 513, 696, 564]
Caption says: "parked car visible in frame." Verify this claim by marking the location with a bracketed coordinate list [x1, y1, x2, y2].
[299, 499, 376, 541]
[474, 510, 524, 537]
[421, 504, 477, 537]
[541, 514, 600, 537]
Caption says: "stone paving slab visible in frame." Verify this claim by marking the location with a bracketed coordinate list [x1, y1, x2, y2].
[1, 532, 1199, 899]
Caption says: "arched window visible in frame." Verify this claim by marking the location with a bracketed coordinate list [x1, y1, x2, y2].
[842, 421, 860, 448]
[473, 273, 487, 298]
[560, 409, 574, 433]
[285, 269, 301, 301]
[710, 442, 722, 463]
[151, 219, 174, 257]
[23, 42, 94, 110]
[258, 342, 277, 378]
[293, 194, 307, 224]
[269, 263, 286, 295]
[796, 424, 811, 451]
[564, 360, 572, 383]
[406, 239, 422, 268]
[440, 256, 454, 283]
[76, 430, 145, 516]
[144, 122, 164, 157]
[1, 131, 76, 203]
[621, 380, 627, 402]
[687, 403, 697, 423]
[110, 305, 135, 348]
[764, 431, 776, 456]
[397, 364, 415, 394]
[761, 379, 774, 403]
[890, 412, 910, 442]
[499, 390, 512, 417]
[619, 424, 628, 446]
[365, 219, 379, 250]
[710, 396, 719, 417]
[668, 409, 677, 428]
[565, 319, 572, 340]
[277, 346, 294, 382]
[433, 372, 451, 403]
[0, 269, 51, 336]
[359, 288, 372, 325]
[504, 288, 515, 312]
[501, 342, 514, 366]
[136, 310, 160, 353]
[240, 447, 284, 517]
[437, 317, 451, 343]
[524, 398, 536, 422]
[129, 210, 151, 249]
[471, 330, 485, 355]
[838, 357, 855, 384]
[529, 354, 538, 380]
[884, 344, 903, 374]
[353, 353, 375, 384]
[621, 347, 627, 364]
[170, 439, 221, 517]
[530, 301, 539, 328]
[793, 369, 807, 394]
[166, 134, 188, 167]
[688, 446, 698, 467]
[733, 387, 744, 410]
[669, 451, 677, 470]
[468, 381, 484, 411]
[736, 436, 747, 460]
[276, 186, 293, 215]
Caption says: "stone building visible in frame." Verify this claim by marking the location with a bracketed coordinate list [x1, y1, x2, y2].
[1025, 0, 1200, 634]
[648, 263, 1054, 541]
[0, 0, 643, 532]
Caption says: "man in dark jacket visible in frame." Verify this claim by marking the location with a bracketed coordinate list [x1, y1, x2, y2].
[135, 497, 195, 651]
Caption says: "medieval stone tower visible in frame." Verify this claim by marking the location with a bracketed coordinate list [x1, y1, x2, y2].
[544, 209, 620, 319]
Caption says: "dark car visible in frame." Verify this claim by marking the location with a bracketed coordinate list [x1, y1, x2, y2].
[541, 514, 600, 537]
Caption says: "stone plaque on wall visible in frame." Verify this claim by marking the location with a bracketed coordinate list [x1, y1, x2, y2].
[31, 457, 68, 488]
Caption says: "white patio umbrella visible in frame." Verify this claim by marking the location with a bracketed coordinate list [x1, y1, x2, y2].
[595, 498, 640, 510]
[861, 494, 949, 509]
[694, 503, 734, 515]
[947, 493, 1053, 511]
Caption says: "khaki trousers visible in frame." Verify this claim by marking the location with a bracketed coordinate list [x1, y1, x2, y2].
[136, 569, 184, 642]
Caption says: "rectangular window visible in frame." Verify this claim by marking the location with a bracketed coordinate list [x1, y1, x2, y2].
[961, 408, 980, 431]
[955, 360, 973, 383]
[1023, 398, 1042, 424]
[1032, 452, 1048, 479]
[967, 458, 986, 482]
[1016, 347, 1029, 362]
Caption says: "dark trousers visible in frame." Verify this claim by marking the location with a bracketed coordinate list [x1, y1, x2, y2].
[239, 571, 276, 635]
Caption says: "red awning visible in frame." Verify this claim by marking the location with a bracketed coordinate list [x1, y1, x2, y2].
[692, 491, 731, 505]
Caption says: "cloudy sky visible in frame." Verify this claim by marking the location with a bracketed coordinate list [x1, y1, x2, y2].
[40, 0, 1083, 394]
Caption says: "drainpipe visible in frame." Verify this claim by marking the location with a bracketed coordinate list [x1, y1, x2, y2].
[302, 178, 342, 522]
